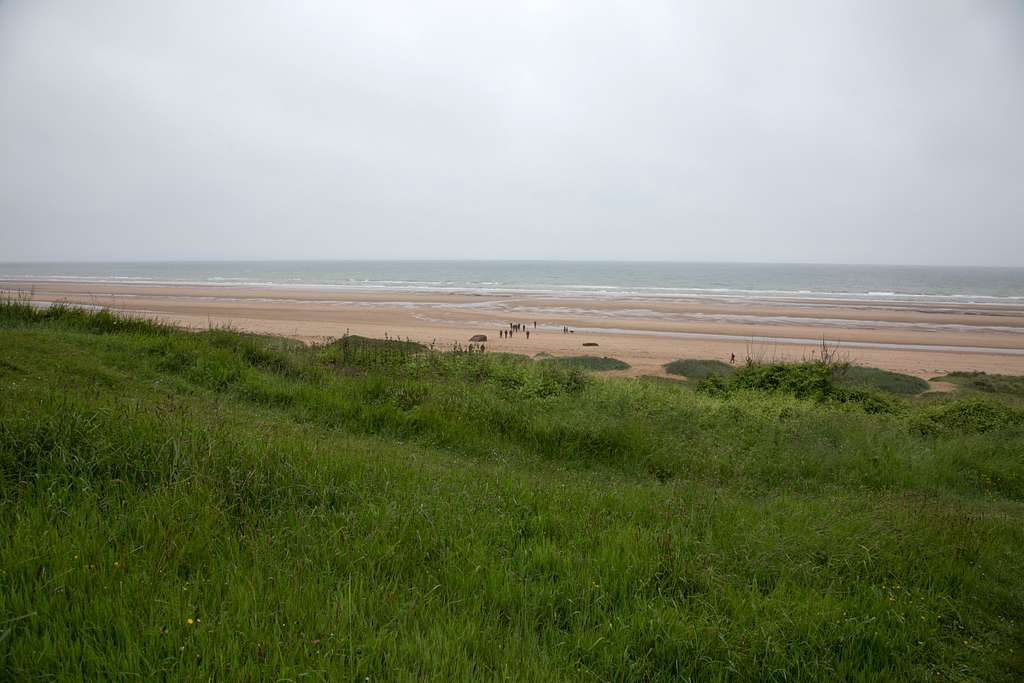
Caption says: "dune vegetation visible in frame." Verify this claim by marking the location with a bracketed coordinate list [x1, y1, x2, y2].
[538, 355, 631, 372]
[2, 297, 1023, 680]
[665, 357, 931, 397]
[663, 358, 735, 380]
[938, 371, 1024, 399]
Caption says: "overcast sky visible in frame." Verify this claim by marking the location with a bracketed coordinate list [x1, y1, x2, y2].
[1, 1, 1022, 266]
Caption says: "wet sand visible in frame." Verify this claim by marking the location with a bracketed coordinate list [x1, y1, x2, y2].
[4, 279, 1024, 380]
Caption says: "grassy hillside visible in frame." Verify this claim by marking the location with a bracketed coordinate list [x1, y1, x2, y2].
[2, 299, 1023, 680]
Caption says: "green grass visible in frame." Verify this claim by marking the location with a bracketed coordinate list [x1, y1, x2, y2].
[836, 365, 929, 395]
[538, 355, 631, 371]
[663, 358, 735, 379]
[334, 333, 428, 352]
[2, 299, 1024, 679]
[695, 361, 907, 414]
[666, 360, 928, 397]
[936, 371, 1024, 401]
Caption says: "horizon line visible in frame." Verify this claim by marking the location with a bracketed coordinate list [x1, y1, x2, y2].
[1, 257, 1023, 270]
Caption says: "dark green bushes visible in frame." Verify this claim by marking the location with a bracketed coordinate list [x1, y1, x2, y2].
[940, 371, 1024, 398]
[689, 360, 1023, 433]
[682, 360, 926, 400]
[489, 360, 588, 398]
[910, 398, 1024, 436]
[835, 365, 929, 395]
[697, 362, 900, 414]
[663, 358, 735, 379]
[539, 355, 630, 372]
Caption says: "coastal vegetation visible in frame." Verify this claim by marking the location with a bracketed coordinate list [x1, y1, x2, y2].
[665, 357, 929, 397]
[2, 297, 1023, 680]
[836, 365, 930, 395]
[938, 371, 1024, 400]
[663, 357, 735, 380]
[538, 355, 631, 372]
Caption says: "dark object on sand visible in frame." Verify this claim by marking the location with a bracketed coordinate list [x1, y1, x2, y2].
[469, 334, 487, 342]
[582, 342, 599, 347]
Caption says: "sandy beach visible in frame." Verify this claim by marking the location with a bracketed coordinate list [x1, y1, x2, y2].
[4, 278, 1023, 379]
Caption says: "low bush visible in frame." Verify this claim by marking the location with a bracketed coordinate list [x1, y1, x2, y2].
[540, 355, 630, 371]
[663, 358, 735, 379]
[697, 362, 900, 414]
[910, 398, 1024, 436]
[835, 365, 928, 395]
[939, 371, 1024, 398]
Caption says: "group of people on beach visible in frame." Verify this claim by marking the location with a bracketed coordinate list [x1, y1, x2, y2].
[498, 320, 579, 340]
[500, 321, 536, 340]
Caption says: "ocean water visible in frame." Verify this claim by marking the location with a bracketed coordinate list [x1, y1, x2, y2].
[1, 261, 1023, 306]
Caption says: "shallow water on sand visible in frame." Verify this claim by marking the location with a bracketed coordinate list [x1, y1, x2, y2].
[3, 260, 1023, 306]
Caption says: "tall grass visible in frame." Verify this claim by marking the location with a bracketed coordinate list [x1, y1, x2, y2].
[2, 300, 1024, 679]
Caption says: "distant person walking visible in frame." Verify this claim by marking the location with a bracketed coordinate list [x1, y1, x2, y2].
[526, 330, 530, 340]
[730, 353, 736, 364]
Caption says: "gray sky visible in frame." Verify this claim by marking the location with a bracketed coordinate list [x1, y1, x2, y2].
[1, 1, 1023, 266]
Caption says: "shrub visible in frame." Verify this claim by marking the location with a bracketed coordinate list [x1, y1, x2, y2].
[939, 371, 1024, 398]
[730, 363, 835, 400]
[540, 356, 630, 372]
[319, 334, 429, 373]
[910, 399, 1024, 436]
[696, 362, 899, 414]
[835, 366, 928, 395]
[695, 373, 729, 396]
[490, 360, 588, 399]
[664, 359, 735, 379]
